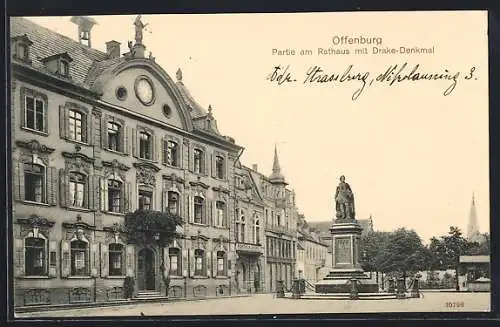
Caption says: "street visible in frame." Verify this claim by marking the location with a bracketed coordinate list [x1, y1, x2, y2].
[15, 292, 490, 318]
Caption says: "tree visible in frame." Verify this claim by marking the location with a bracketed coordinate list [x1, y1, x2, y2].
[359, 231, 390, 283]
[374, 228, 427, 284]
[441, 226, 469, 290]
[465, 233, 490, 256]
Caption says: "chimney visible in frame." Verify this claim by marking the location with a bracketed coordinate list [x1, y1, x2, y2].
[252, 164, 258, 172]
[106, 40, 121, 59]
[70, 16, 98, 47]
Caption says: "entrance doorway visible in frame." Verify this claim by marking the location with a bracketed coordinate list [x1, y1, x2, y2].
[137, 248, 156, 290]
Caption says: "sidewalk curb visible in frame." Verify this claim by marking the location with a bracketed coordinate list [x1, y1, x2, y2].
[15, 294, 252, 314]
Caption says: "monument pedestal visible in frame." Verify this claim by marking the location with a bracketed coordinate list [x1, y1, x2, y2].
[315, 221, 379, 293]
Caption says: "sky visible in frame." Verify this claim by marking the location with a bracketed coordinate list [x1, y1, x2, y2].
[23, 12, 489, 243]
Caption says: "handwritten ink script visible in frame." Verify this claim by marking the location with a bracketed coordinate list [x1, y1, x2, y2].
[266, 63, 478, 101]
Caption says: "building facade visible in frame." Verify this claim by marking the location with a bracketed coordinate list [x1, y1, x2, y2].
[10, 16, 300, 307]
[295, 230, 328, 284]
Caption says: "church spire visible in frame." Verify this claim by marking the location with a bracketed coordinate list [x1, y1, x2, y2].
[269, 145, 287, 184]
[467, 192, 481, 242]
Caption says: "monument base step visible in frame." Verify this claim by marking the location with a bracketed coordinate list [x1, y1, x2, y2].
[315, 278, 379, 293]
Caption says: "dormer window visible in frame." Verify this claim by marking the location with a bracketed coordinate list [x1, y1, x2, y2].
[11, 34, 33, 64]
[41, 52, 73, 78]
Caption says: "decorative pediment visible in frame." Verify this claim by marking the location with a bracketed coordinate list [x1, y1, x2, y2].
[189, 180, 210, 190]
[213, 185, 231, 195]
[163, 173, 184, 184]
[103, 222, 127, 243]
[16, 139, 55, 154]
[103, 159, 130, 171]
[62, 215, 96, 231]
[133, 161, 161, 172]
[191, 230, 209, 249]
[213, 234, 230, 252]
[62, 151, 94, 164]
[17, 214, 55, 228]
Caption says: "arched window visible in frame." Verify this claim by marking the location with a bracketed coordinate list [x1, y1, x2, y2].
[25, 237, 46, 276]
[255, 218, 260, 245]
[217, 251, 226, 276]
[194, 249, 205, 275]
[107, 179, 122, 213]
[24, 163, 45, 203]
[169, 248, 181, 276]
[71, 240, 89, 276]
[193, 149, 204, 174]
[138, 186, 153, 211]
[194, 196, 204, 224]
[215, 156, 225, 179]
[108, 243, 124, 276]
[107, 122, 121, 151]
[168, 191, 179, 215]
[139, 131, 152, 160]
[69, 172, 86, 208]
[215, 201, 226, 227]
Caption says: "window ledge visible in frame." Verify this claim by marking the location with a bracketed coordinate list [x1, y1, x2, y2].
[192, 276, 209, 279]
[169, 275, 184, 279]
[20, 276, 50, 279]
[64, 138, 91, 147]
[212, 226, 229, 230]
[162, 163, 182, 170]
[19, 200, 50, 207]
[214, 276, 229, 279]
[107, 276, 126, 279]
[104, 148, 128, 157]
[137, 157, 158, 164]
[102, 211, 125, 217]
[20, 127, 49, 137]
[67, 276, 92, 279]
[191, 222, 208, 227]
[68, 207, 94, 213]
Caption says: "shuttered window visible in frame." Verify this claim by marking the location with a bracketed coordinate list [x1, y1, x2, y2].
[71, 240, 89, 276]
[25, 237, 46, 276]
[24, 163, 45, 203]
[169, 248, 181, 276]
[108, 180, 122, 213]
[107, 122, 121, 151]
[69, 172, 86, 208]
[194, 249, 204, 275]
[108, 243, 124, 276]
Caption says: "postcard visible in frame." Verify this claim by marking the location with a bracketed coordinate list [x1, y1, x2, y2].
[10, 11, 489, 318]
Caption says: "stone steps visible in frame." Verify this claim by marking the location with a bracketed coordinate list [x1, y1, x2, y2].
[135, 291, 167, 302]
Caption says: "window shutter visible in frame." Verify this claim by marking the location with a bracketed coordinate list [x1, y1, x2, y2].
[59, 169, 69, 207]
[120, 182, 126, 213]
[86, 113, 93, 145]
[162, 189, 168, 212]
[100, 177, 108, 212]
[163, 246, 169, 278]
[161, 137, 167, 164]
[126, 182, 132, 212]
[126, 245, 135, 277]
[189, 249, 195, 277]
[124, 126, 131, 155]
[14, 161, 24, 201]
[14, 238, 24, 277]
[213, 201, 218, 227]
[211, 154, 216, 178]
[100, 243, 108, 278]
[182, 248, 188, 277]
[205, 200, 211, 226]
[178, 139, 183, 169]
[60, 240, 70, 278]
[188, 195, 194, 223]
[90, 242, 98, 277]
[59, 105, 67, 139]
[209, 201, 214, 226]
[101, 117, 108, 149]
[204, 152, 209, 176]
[212, 251, 217, 278]
[152, 134, 159, 162]
[47, 166, 57, 206]
[20, 95, 26, 129]
[188, 143, 194, 172]
[206, 251, 211, 277]
[49, 240, 57, 277]
[225, 155, 229, 180]
[131, 128, 137, 157]
[89, 175, 98, 211]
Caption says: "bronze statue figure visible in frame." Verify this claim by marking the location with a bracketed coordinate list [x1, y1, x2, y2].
[134, 15, 148, 44]
[335, 175, 355, 220]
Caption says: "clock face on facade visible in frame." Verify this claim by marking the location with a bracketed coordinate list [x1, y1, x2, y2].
[135, 76, 155, 105]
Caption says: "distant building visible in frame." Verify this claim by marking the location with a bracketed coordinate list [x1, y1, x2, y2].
[295, 225, 328, 283]
[467, 193, 485, 244]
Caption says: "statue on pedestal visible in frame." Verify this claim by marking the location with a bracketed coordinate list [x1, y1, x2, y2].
[134, 15, 148, 45]
[335, 175, 356, 221]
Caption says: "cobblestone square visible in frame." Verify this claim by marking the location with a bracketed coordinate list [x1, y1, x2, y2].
[15, 292, 490, 318]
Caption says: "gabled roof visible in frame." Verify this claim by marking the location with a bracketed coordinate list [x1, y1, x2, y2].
[10, 17, 108, 87]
